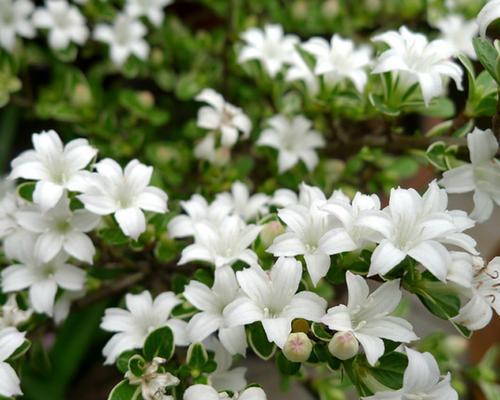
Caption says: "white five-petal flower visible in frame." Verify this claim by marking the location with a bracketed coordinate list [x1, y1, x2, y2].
[184, 266, 247, 355]
[372, 26, 463, 105]
[268, 196, 357, 286]
[100, 290, 188, 364]
[302, 34, 372, 92]
[439, 128, 500, 223]
[9, 130, 97, 211]
[224, 257, 327, 348]
[357, 184, 474, 281]
[196, 89, 252, 149]
[477, 0, 500, 38]
[363, 348, 457, 400]
[16, 195, 100, 264]
[322, 272, 418, 366]
[257, 114, 325, 173]
[238, 24, 299, 78]
[0, 327, 26, 398]
[77, 158, 168, 240]
[434, 14, 478, 59]
[1, 233, 86, 316]
[0, 0, 35, 52]
[178, 215, 261, 268]
[32, 0, 88, 50]
[125, 0, 173, 27]
[94, 13, 149, 66]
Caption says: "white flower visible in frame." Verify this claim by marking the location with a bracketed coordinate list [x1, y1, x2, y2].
[125, 0, 173, 26]
[238, 24, 299, 78]
[477, 0, 500, 38]
[100, 290, 188, 364]
[357, 184, 474, 281]
[434, 14, 478, 59]
[224, 257, 327, 348]
[257, 115, 325, 173]
[126, 357, 179, 400]
[184, 384, 266, 400]
[446, 251, 475, 288]
[193, 133, 232, 166]
[302, 34, 372, 92]
[8, 130, 97, 211]
[452, 257, 500, 330]
[77, 158, 168, 240]
[268, 200, 357, 286]
[0, 295, 32, 329]
[207, 339, 247, 393]
[322, 272, 418, 366]
[439, 128, 500, 223]
[0, 327, 26, 398]
[184, 266, 247, 355]
[372, 26, 463, 105]
[168, 194, 231, 239]
[16, 195, 100, 264]
[178, 215, 261, 268]
[1, 233, 86, 316]
[285, 50, 319, 94]
[0, 0, 35, 52]
[53, 289, 85, 325]
[0, 192, 23, 240]
[215, 181, 269, 222]
[363, 348, 457, 400]
[196, 89, 252, 148]
[32, 0, 88, 50]
[94, 13, 149, 66]
[321, 192, 384, 249]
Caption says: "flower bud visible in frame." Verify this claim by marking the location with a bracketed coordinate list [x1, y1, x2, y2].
[138, 91, 155, 108]
[443, 335, 468, 357]
[283, 332, 313, 363]
[260, 221, 285, 248]
[328, 331, 359, 360]
[71, 83, 92, 107]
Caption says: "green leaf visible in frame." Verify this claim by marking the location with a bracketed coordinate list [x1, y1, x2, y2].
[473, 37, 500, 84]
[107, 380, 141, 400]
[276, 351, 301, 375]
[143, 326, 175, 361]
[425, 120, 453, 138]
[128, 354, 146, 378]
[187, 342, 209, 371]
[17, 182, 36, 202]
[8, 339, 31, 361]
[415, 97, 455, 118]
[311, 322, 332, 342]
[99, 227, 130, 245]
[116, 351, 138, 374]
[368, 93, 400, 116]
[248, 323, 276, 360]
[368, 352, 407, 390]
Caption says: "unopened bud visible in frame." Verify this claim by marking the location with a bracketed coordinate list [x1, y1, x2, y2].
[283, 332, 313, 363]
[443, 335, 468, 357]
[72, 83, 92, 107]
[260, 221, 285, 248]
[322, 0, 339, 18]
[138, 91, 155, 108]
[213, 147, 231, 166]
[328, 331, 359, 360]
